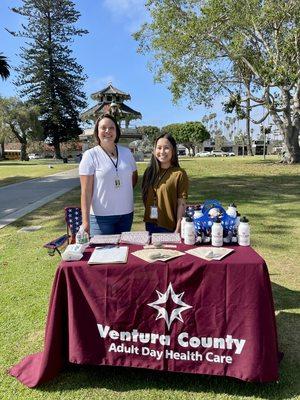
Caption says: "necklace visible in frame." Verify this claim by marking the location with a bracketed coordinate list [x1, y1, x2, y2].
[100, 145, 121, 189]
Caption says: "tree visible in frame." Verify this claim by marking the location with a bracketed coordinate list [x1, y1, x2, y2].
[0, 53, 10, 80]
[134, 0, 300, 163]
[137, 125, 161, 142]
[10, 0, 87, 158]
[162, 121, 210, 155]
[0, 97, 43, 160]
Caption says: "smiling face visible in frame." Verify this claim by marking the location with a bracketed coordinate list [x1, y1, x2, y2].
[154, 137, 173, 168]
[97, 117, 117, 145]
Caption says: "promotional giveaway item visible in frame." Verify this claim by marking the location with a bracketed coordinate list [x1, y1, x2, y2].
[76, 225, 89, 244]
[88, 246, 129, 264]
[151, 233, 181, 244]
[62, 244, 86, 261]
[120, 231, 150, 245]
[90, 234, 121, 245]
[211, 217, 223, 247]
[184, 216, 196, 245]
[238, 216, 250, 246]
[180, 211, 188, 239]
[226, 203, 237, 218]
[191, 199, 247, 245]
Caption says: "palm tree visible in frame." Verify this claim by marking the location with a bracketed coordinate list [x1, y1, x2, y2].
[0, 53, 10, 80]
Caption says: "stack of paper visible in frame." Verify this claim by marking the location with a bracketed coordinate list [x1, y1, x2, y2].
[88, 246, 129, 264]
[185, 247, 234, 261]
[151, 232, 181, 244]
[89, 234, 120, 245]
[131, 249, 185, 263]
[120, 231, 150, 245]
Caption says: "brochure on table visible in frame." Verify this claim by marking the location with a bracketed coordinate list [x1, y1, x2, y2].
[186, 247, 234, 261]
[88, 246, 129, 264]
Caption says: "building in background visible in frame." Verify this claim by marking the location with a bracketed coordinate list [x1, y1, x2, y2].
[79, 84, 142, 150]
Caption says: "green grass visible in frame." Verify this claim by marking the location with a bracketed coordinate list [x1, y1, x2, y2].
[0, 159, 78, 187]
[0, 156, 299, 400]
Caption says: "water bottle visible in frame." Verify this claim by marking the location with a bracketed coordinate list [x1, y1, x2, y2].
[193, 205, 203, 220]
[184, 216, 195, 245]
[211, 217, 223, 247]
[238, 217, 250, 246]
[76, 225, 89, 244]
[226, 203, 237, 218]
[180, 212, 188, 239]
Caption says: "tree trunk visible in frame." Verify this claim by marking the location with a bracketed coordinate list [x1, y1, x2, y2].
[0, 141, 4, 159]
[20, 142, 29, 161]
[245, 81, 254, 156]
[53, 140, 62, 159]
[283, 126, 300, 164]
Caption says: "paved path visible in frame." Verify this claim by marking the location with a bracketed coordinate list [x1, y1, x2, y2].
[0, 168, 80, 229]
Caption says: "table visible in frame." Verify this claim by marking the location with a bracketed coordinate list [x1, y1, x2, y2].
[9, 245, 280, 387]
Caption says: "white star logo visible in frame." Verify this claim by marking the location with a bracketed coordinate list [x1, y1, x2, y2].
[147, 283, 192, 330]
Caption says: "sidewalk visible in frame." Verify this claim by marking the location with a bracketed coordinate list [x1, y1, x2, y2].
[0, 168, 80, 229]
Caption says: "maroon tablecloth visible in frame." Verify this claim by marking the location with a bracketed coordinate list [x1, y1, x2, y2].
[9, 245, 280, 387]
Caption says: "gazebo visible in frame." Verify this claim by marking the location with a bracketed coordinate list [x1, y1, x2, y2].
[80, 84, 142, 141]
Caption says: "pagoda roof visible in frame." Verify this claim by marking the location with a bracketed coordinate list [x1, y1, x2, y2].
[91, 84, 131, 100]
[80, 102, 142, 121]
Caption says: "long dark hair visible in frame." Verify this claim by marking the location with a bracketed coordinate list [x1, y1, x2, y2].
[142, 133, 180, 204]
[93, 114, 121, 144]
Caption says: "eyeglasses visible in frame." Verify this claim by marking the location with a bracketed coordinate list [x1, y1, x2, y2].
[99, 126, 115, 132]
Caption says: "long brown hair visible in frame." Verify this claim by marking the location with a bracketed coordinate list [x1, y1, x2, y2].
[142, 133, 180, 204]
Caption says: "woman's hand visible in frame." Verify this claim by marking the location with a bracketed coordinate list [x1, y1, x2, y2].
[82, 221, 90, 237]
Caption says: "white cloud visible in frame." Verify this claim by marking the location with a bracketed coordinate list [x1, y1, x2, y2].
[103, 0, 149, 32]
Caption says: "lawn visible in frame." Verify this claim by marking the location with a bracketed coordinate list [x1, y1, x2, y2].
[0, 156, 299, 400]
[0, 159, 78, 187]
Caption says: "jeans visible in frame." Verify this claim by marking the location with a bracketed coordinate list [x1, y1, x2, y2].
[145, 222, 173, 235]
[90, 212, 134, 236]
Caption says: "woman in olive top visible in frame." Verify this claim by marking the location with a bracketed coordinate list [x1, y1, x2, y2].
[142, 133, 189, 234]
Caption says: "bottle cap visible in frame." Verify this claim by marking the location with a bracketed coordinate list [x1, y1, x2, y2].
[240, 216, 249, 223]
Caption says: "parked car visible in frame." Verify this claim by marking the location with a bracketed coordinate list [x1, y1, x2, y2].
[226, 152, 236, 157]
[195, 151, 212, 157]
[28, 153, 40, 159]
[210, 150, 228, 157]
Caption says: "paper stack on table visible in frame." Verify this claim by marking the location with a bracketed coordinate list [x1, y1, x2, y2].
[88, 246, 129, 264]
[120, 231, 150, 245]
[186, 247, 234, 261]
[89, 234, 121, 245]
[132, 249, 185, 263]
[151, 232, 181, 244]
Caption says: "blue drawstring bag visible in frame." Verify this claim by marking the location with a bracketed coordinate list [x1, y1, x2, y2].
[193, 199, 236, 236]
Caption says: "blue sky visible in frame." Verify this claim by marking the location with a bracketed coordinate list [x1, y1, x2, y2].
[0, 0, 250, 132]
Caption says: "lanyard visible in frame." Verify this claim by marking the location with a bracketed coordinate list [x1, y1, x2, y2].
[100, 145, 119, 173]
[153, 167, 170, 202]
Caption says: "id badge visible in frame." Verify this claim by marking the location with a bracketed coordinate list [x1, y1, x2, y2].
[150, 206, 158, 219]
[114, 177, 121, 189]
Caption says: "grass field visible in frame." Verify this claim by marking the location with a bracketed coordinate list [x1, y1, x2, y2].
[0, 159, 77, 187]
[0, 156, 299, 400]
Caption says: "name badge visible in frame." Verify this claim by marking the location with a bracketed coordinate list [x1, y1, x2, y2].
[150, 206, 158, 219]
[115, 178, 121, 189]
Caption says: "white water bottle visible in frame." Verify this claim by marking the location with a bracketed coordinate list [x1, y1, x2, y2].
[238, 217, 250, 246]
[184, 216, 195, 245]
[193, 205, 203, 220]
[76, 225, 89, 244]
[211, 217, 223, 247]
[226, 203, 237, 218]
[181, 213, 188, 239]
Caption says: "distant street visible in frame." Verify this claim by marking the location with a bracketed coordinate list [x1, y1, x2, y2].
[0, 168, 80, 229]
